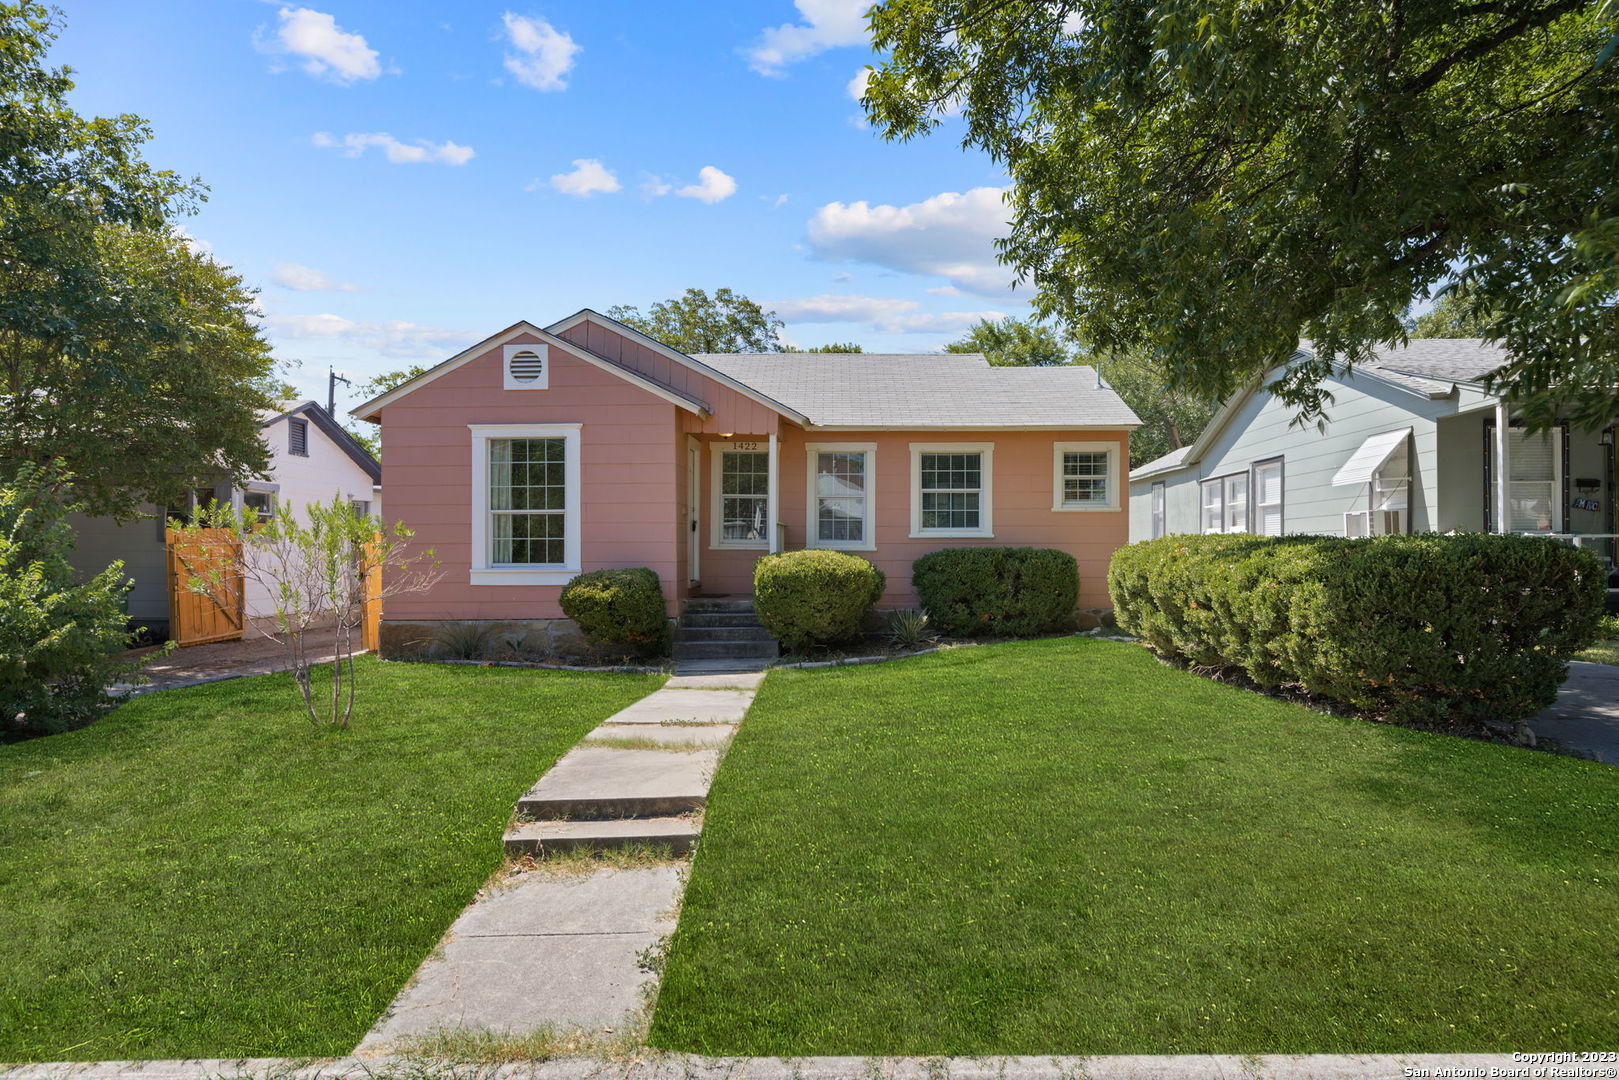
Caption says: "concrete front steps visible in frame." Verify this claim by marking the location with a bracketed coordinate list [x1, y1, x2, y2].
[672, 597, 777, 673]
[501, 671, 763, 857]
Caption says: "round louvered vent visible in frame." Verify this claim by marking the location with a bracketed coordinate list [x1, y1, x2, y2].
[508, 349, 545, 383]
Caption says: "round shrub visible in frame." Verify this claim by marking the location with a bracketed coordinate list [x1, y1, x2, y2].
[912, 546, 1079, 638]
[1108, 533, 1606, 727]
[753, 549, 885, 653]
[559, 568, 669, 656]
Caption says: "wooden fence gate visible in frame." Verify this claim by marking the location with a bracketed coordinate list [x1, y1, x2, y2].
[361, 535, 382, 653]
[165, 528, 245, 647]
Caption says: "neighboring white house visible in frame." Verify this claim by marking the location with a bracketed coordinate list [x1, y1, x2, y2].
[67, 400, 383, 640]
[1127, 340, 1618, 584]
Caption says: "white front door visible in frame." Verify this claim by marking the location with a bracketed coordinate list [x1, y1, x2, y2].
[687, 440, 701, 584]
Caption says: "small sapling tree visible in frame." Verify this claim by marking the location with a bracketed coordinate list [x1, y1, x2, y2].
[174, 496, 441, 728]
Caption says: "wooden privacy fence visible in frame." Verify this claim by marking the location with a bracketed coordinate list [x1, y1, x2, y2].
[361, 535, 382, 653]
[165, 527, 244, 647]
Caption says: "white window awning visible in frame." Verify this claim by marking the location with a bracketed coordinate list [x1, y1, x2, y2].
[1331, 428, 1412, 487]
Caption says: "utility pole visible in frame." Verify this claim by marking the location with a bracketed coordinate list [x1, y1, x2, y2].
[327, 367, 352, 416]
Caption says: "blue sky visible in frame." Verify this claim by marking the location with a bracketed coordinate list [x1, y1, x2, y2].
[55, 1, 1029, 413]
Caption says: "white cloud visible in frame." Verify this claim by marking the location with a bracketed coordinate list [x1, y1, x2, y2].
[745, 0, 870, 76]
[170, 226, 213, 258]
[927, 284, 964, 296]
[262, 7, 382, 85]
[502, 13, 579, 91]
[832, 271, 852, 283]
[313, 131, 475, 165]
[264, 313, 474, 358]
[639, 174, 673, 198]
[766, 294, 921, 324]
[548, 158, 620, 197]
[273, 262, 358, 292]
[805, 186, 1015, 295]
[676, 165, 737, 204]
[880, 310, 1006, 333]
[765, 294, 1004, 334]
[847, 67, 870, 101]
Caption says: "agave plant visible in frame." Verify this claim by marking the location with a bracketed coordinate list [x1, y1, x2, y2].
[888, 608, 934, 649]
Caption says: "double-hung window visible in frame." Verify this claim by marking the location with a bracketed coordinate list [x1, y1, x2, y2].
[807, 443, 875, 549]
[1507, 427, 1561, 533]
[469, 424, 581, 585]
[1252, 459, 1284, 536]
[911, 443, 993, 537]
[1200, 473, 1248, 533]
[1150, 481, 1166, 539]
[713, 447, 771, 548]
[1052, 442, 1119, 510]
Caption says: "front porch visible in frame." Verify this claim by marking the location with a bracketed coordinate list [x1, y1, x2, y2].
[1436, 407, 1619, 610]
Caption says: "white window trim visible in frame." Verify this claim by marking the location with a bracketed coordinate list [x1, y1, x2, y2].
[710, 443, 772, 551]
[910, 442, 994, 539]
[805, 442, 877, 551]
[1051, 440, 1121, 512]
[1252, 458, 1284, 536]
[468, 423, 582, 586]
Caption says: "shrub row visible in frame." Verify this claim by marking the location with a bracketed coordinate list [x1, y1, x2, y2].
[912, 546, 1079, 638]
[1107, 533, 1606, 726]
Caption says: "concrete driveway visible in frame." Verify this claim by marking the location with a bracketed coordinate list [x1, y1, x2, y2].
[1532, 661, 1619, 764]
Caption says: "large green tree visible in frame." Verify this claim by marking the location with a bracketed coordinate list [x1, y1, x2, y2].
[1100, 352, 1220, 468]
[1410, 285, 1496, 338]
[866, 0, 1619, 431]
[1, 2, 277, 518]
[944, 316, 1070, 365]
[608, 288, 784, 353]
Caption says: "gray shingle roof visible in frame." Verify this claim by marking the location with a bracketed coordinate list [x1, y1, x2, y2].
[691, 353, 1141, 429]
[1361, 338, 1506, 386]
[1129, 445, 1193, 480]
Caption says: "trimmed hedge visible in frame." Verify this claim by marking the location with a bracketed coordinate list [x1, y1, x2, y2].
[754, 549, 885, 653]
[559, 568, 669, 656]
[912, 546, 1079, 638]
[1108, 533, 1605, 726]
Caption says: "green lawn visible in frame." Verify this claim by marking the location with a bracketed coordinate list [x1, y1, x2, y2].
[0, 658, 660, 1062]
[649, 638, 1619, 1056]
[1577, 617, 1619, 666]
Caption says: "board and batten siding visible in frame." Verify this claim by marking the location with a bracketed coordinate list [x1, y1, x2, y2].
[1129, 370, 1465, 540]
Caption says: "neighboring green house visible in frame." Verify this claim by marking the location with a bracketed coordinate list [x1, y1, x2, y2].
[1127, 339, 1618, 606]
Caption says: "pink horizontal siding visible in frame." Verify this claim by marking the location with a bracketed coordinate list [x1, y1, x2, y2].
[382, 331, 679, 621]
[691, 427, 1130, 610]
[559, 320, 780, 435]
[381, 315, 1130, 624]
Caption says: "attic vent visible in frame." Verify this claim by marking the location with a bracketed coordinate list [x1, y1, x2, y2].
[502, 343, 550, 390]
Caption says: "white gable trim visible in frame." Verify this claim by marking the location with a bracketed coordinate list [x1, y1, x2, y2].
[351, 320, 710, 421]
[545, 309, 812, 427]
[1128, 346, 1453, 482]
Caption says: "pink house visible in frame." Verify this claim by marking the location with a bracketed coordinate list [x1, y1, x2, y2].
[353, 309, 1139, 661]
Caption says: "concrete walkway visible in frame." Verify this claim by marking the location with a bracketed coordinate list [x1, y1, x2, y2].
[1532, 659, 1619, 763]
[0, 1053, 1546, 1080]
[357, 671, 766, 1054]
